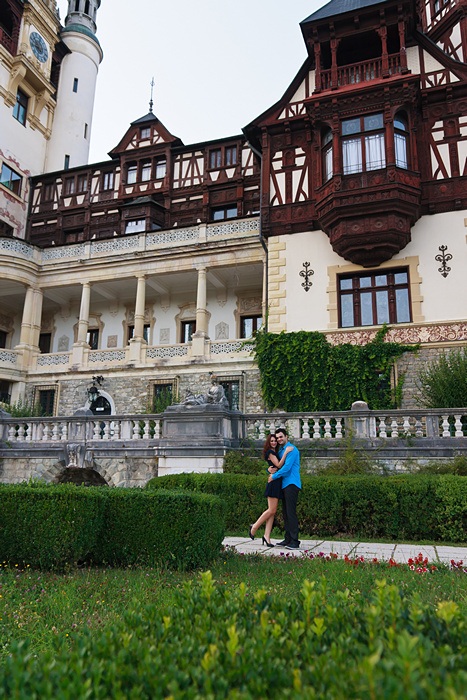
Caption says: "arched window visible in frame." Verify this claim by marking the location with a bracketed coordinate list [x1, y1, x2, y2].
[394, 113, 408, 169]
[322, 127, 333, 182]
[74, 0, 80, 12]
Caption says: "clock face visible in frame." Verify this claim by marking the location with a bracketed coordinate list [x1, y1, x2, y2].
[30, 32, 48, 63]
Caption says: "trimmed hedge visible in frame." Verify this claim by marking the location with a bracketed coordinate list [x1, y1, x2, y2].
[1, 573, 465, 698]
[0, 484, 225, 571]
[147, 473, 467, 542]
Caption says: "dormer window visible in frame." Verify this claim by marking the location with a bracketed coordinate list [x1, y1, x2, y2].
[342, 113, 386, 175]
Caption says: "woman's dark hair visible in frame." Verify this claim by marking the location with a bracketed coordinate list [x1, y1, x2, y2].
[263, 433, 278, 460]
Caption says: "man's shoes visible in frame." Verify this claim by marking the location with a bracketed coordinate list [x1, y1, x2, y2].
[285, 543, 300, 550]
[276, 540, 290, 547]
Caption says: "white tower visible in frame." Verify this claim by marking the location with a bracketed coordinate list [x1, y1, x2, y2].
[45, 0, 103, 172]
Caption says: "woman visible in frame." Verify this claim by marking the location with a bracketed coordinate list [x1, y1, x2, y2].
[248, 434, 293, 547]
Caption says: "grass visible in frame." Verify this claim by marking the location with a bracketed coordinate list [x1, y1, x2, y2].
[1, 547, 466, 660]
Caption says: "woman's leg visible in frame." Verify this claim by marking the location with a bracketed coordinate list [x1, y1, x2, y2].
[251, 498, 278, 536]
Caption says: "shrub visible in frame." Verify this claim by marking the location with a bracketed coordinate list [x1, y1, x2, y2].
[147, 473, 467, 542]
[417, 348, 467, 408]
[0, 485, 225, 571]
[1, 574, 465, 698]
[315, 438, 378, 475]
[223, 449, 264, 474]
[418, 455, 467, 476]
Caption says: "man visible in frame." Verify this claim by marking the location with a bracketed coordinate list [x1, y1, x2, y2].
[268, 427, 301, 549]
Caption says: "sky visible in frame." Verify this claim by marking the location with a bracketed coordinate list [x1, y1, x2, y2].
[55, 0, 327, 163]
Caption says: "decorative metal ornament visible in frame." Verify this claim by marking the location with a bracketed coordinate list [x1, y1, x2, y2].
[299, 261, 314, 291]
[435, 245, 452, 278]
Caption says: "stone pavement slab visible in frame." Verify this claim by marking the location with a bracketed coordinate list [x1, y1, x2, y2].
[224, 537, 467, 565]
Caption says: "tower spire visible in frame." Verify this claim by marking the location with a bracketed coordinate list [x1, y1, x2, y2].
[149, 77, 155, 114]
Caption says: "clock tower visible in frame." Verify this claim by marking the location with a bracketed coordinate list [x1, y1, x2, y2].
[45, 0, 103, 172]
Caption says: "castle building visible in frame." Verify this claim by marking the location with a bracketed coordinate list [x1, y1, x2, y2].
[0, 0, 466, 417]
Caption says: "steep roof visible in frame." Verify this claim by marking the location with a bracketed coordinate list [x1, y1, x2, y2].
[301, 0, 388, 23]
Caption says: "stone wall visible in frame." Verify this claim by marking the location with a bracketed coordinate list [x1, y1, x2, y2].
[396, 346, 462, 409]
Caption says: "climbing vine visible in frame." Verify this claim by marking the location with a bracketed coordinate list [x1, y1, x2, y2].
[252, 326, 417, 412]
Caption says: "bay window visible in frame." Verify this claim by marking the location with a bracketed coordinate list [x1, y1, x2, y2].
[394, 114, 408, 169]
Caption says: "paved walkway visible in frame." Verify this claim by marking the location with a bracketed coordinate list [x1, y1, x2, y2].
[223, 537, 467, 566]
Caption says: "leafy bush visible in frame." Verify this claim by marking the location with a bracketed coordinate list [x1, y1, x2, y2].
[417, 348, 467, 408]
[315, 437, 378, 475]
[418, 455, 467, 476]
[0, 485, 225, 571]
[148, 473, 467, 542]
[223, 449, 264, 474]
[0, 397, 43, 417]
[1, 573, 465, 698]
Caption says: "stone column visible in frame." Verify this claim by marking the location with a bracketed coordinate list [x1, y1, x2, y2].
[76, 282, 91, 345]
[128, 275, 147, 363]
[191, 266, 209, 356]
[17, 285, 35, 347]
[30, 287, 44, 349]
[133, 275, 146, 341]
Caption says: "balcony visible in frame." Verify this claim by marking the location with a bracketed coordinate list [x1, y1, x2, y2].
[319, 54, 402, 92]
[0, 27, 15, 55]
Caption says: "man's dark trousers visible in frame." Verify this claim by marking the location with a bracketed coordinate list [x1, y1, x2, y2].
[282, 484, 300, 546]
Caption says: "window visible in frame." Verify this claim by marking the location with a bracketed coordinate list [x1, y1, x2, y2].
[84, 123, 88, 139]
[0, 163, 21, 196]
[73, 78, 79, 93]
[342, 113, 385, 175]
[155, 157, 166, 179]
[141, 161, 151, 181]
[64, 177, 75, 195]
[13, 89, 28, 125]
[127, 162, 137, 184]
[225, 147, 237, 166]
[39, 333, 51, 354]
[0, 220, 14, 237]
[218, 377, 241, 410]
[338, 269, 411, 328]
[43, 183, 54, 201]
[0, 380, 11, 404]
[181, 320, 196, 343]
[64, 155, 70, 170]
[240, 315, 263, 338]
[102, 171, 114, 190]
[152, 382, 175, 412]
[87, 328, 99, 350]
[209, 149, 222, 169]
[36, 388, 56, 416]
[125, 219, 145, 234]
[322, 127, 333, 182]
[0, 330, 7, 348]
[127, 324, 150, 343]
[77, 174, 87, 192]
[140, 127, 150, 139]
[394, 114, 408, 169]
[211, 205, 237, 221]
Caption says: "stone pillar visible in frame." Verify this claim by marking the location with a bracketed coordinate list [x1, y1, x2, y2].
[133, 275, 146, 341]
[17, 286, 35, 347]
[30, 287, 44, 349]
[76, 282, 91, 345]
[191, 266, 209, 356]
[128, 275, 147, 363]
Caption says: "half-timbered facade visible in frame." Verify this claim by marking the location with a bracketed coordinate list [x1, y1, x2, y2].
[0, 0, 466, 415]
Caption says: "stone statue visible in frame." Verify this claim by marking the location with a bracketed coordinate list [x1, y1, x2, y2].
[179, 377, 229, 408]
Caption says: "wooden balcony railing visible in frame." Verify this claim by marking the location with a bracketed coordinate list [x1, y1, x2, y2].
[0, 27, 15, 54]
[319, 54, 402, 91]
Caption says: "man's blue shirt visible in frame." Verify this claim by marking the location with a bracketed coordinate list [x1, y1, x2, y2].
[271, 440, 301, 489]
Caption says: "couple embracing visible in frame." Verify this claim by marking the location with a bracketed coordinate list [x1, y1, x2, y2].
[249, 427, 301, 549]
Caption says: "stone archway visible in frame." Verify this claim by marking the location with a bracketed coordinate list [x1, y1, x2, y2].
[57, 467, 108, 486]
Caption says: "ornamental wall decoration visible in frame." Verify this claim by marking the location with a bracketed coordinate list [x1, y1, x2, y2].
[435, 245, 452, 278]
[300, 261, 314, 291]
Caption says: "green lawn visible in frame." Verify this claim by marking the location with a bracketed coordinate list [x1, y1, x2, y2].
[1, 547, 466, 659]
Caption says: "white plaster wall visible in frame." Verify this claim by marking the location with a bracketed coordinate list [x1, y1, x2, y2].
[397, 211, 467, 322]
[406, 46, 421, 75]
[45, 32, 102, 172]
[284, 229, 343, 331]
